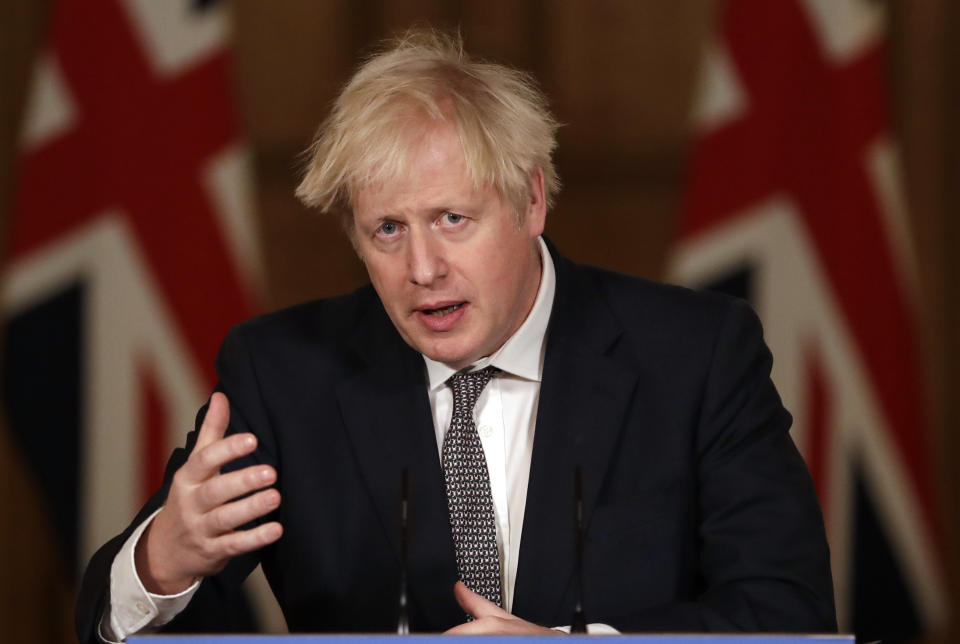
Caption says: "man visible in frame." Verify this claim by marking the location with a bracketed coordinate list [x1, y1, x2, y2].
[76, 29, 836, 642]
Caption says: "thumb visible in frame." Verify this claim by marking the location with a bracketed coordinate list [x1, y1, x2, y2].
[453, 581, 505, 620]
[195, 392, 230, 450]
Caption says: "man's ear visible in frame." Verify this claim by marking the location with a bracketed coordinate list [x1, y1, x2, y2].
[524, 167, 547, 237]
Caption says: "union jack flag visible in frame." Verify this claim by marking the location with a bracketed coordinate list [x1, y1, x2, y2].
[2, 0, 278, 631]
[670, 0, 948, 641]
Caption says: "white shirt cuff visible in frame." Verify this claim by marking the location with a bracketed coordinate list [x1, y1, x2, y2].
[98, 508, 201, 643]
[552, 623, 621, 634]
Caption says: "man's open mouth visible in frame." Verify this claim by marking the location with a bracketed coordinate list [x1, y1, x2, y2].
[424, 303, 463, 317]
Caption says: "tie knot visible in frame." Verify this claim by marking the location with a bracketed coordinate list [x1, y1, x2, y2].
[448, 366, 498, 416]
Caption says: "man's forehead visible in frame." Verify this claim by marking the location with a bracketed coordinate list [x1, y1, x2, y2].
[350, 125, 492, 214]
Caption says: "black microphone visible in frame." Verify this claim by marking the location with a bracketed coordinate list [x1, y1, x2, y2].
[397, 468, 411, 635]
[570, 466, 587, 633]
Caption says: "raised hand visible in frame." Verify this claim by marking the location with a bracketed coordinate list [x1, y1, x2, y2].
[134, 392, 283, 594]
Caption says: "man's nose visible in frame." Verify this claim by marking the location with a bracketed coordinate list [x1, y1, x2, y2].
[407, 231, 447, 286]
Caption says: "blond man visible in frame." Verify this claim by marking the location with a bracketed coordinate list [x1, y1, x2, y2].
[78, 29, 835, 642]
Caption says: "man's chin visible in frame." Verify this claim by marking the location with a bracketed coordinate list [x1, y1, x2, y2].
[427, 352, 474, 370]
[400, 323, 486, 369]
[417, 342, 476, 370]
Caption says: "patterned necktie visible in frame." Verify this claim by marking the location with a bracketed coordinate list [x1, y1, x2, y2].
[442, 366, 502, 606]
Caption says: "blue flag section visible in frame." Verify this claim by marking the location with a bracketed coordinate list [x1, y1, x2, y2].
[2, 282, 84, 574]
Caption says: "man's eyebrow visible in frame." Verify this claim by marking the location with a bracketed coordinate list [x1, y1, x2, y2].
[361, 209, 404, 221]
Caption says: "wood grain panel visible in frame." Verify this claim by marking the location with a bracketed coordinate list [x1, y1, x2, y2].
[231, 0, 357, 146]
[933, 0, 960, 638]
[545, 1, 714, 156]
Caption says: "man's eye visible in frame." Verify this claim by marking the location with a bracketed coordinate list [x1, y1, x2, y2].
[442, 212, 464, 225]
[377, 222, 399, 236]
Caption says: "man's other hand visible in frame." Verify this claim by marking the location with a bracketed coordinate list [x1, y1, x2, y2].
[444, 582, 561, 635]
[134, 392, 283, 594]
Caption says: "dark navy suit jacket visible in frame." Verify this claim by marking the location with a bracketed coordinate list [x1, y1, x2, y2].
[77, 244, 836, 641]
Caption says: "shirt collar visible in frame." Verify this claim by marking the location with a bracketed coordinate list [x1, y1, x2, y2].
[424, 236, 555, 390]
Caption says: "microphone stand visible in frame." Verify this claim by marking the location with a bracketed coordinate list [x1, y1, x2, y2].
[570, 467, 587, 633]
[397, 468, 410, 634]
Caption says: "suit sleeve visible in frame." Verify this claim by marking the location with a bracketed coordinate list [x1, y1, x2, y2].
[75, 324, 277, 644]
[613, 298, 837, 633]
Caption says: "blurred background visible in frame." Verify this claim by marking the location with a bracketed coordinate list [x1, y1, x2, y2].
[0, 0, 956, 642]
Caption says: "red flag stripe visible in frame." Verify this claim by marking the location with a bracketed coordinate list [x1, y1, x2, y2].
[10, 0, 254, 385]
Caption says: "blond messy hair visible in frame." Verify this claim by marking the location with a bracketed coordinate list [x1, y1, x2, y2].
[295, 28, 560, 226]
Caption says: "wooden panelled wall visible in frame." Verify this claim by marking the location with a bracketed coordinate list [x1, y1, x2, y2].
[0, 1, 957, 642]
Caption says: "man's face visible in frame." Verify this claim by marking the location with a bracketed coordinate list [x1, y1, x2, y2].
[352, 123, 546, 369]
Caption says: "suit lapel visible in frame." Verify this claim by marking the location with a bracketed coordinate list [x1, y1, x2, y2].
[512, 249, 639, 624]
[335, 301, 462, 628]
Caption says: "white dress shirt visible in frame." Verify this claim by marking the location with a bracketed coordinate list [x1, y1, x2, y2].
[101, 238, 613, 641]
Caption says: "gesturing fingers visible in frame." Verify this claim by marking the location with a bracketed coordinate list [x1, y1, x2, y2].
[137, 392, 285, 593]
[196, 465, 277, 512]
[207, 487, 281, 535]
[211, 521, 284, 559]
[181, 431, 258, 485]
